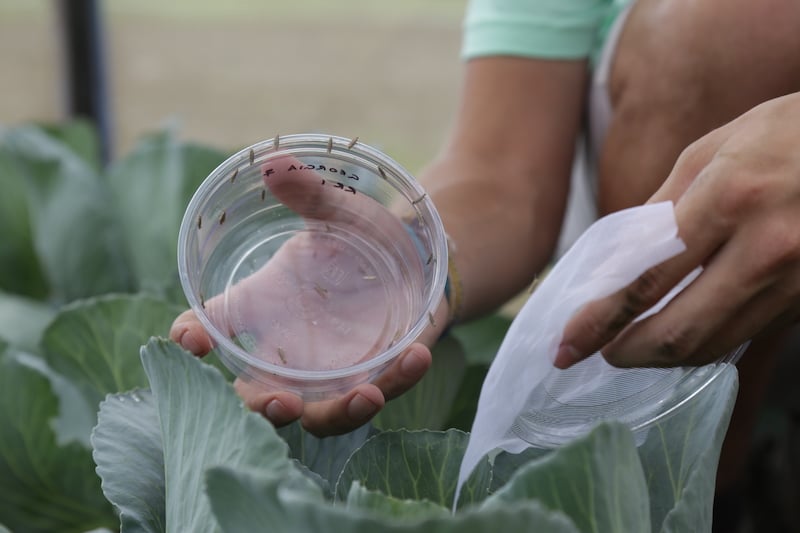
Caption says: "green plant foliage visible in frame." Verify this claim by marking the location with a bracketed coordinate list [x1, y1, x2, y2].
[373, 336, 467, 431]
[0, 342, 117, 533]
[38, 120, 102, 173]
[0, 123, 227, 304]
[482, 423, 651, 533]
[449, 313, 512, 366]
[345, 483, 451, 519]
[335, 429, 493, 509]
[107, 130, 227, 298]
[277, 421, 377, 497]
[91, 389, 165, 533]
[0, 122, 747, 533]
[0, 145, 48, 299]
[2, 126, 135, 302]
[92, 338, 299, 533]
[41, 294, 183, 420]
[0, 291, 55, 353]
[639, 367, 739, 533]
[206, 466, 583, 533]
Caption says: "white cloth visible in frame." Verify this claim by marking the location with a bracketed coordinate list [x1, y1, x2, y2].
[456, 201, 686, 506]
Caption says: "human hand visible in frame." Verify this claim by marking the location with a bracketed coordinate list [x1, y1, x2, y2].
[170, 156, 448, 435]
[555, 92, 800, 368]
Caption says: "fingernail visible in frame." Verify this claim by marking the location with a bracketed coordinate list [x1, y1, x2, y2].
[347, 393, 379, 421]
[554, 343, 583, 369]
[400, 349, 427, 376]
[265, 399, 286, 421]
[178, 328, 203, 355]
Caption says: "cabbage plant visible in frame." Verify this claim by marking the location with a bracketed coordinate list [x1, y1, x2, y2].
[0, 123, 738, 533]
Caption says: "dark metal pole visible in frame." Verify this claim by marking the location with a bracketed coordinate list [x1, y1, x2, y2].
[58, 0, 113, 164]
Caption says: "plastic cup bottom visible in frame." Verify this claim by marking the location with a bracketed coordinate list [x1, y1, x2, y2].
[201, 203, 425, 376]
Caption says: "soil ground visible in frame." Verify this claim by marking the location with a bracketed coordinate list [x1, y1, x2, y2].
[0, 0, 466, 172]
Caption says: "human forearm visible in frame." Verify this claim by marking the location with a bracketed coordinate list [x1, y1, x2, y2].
[420, 56, 589, 321]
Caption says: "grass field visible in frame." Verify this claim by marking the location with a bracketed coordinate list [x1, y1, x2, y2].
[0, 0, 467, 171]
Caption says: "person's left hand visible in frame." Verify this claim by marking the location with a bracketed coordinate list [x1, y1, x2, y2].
[555, 92, 800, 369]
[170, 155, 448, 436]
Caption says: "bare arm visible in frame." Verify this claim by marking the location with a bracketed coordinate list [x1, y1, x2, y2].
[420, 56, 589, 321]
[170, 55, 589, 436]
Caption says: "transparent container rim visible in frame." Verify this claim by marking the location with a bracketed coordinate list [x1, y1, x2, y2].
[177, 133, 449, 382]
[516, 341, 749, 448]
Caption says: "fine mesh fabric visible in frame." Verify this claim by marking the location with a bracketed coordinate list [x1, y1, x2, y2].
[455, 202, 693, 506]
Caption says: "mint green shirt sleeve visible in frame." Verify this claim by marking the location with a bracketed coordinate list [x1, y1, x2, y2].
[462, 0, 627, 61]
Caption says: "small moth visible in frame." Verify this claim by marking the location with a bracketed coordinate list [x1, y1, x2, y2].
[248, 149, 255, 165]
[528, 276, 541, 294]
[273, 133, 280, 149]
[260, 189, 266, 201]
[347, 136, 359, 149]
[412, 193, 427, 205]
[377, 165, 387, 180]
[426, 252, 433, 265]
[199, 292, 206, 309]
[428, 311, 437, 328]
[326, 137, 333, 153]
[230, 168, 239, 183]
[313, 283, 328, 299]
[219, 210, 226, 225]
[277, 347, 287, 364]
[388, 330, 402, 349]
[197, 214, 202, 229]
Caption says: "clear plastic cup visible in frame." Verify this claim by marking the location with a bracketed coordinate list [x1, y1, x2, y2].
[177, 134, 448, 400]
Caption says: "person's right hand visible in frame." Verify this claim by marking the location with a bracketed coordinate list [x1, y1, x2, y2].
[556, 92, 800, 369]
[170, 155, 448, 436]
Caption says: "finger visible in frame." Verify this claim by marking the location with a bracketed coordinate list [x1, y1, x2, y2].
[300, 385, 385, 437]
[598, 230, 763, 367]
[371, 343, 432, 401]
[555, 158, 734, 369]
[261, 155, 344, 221]
[682, 278, 800, 366]
[261, 155, 418, 242]
[233, 378, 304, 427]
[648, 122, 732, 205]
[170, 309, 215, 356]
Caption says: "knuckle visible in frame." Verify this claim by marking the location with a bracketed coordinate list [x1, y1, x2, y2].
[713, 164, 766, 219]
[623, 265, 669, 313]
[652, 325, 697, 365]
[740, 215, 800, 283]
[760, 218, 800, 268]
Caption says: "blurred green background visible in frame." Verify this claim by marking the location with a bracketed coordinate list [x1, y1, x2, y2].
[0, 0, 467, 171]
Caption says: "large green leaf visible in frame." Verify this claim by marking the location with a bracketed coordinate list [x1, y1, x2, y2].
[207, 466, 581, 533]
[483, 422, 651, 533]
[489, 446, 551, 494]
[449, 313, 511, 366]
[373, 336, 466, 431]
[0, 342, 116, 533]
[277, 421, 376, 496]
[3, 126, 135, 301]
[41, 294, 182, 417]
[335, 429, 493, 509]
[442, 364, 489, 432]
[107, 130, 228, 298]
[12, 351, 97, 448]
[0, 290, 55, 353]
[139, 338, 296, 533]
[91, 389, 165, 533]
[38, 120, 102, 173]
[638, 365, 739, 533]
[0, 144, 49, 299]
[345, 483, 450, 519]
